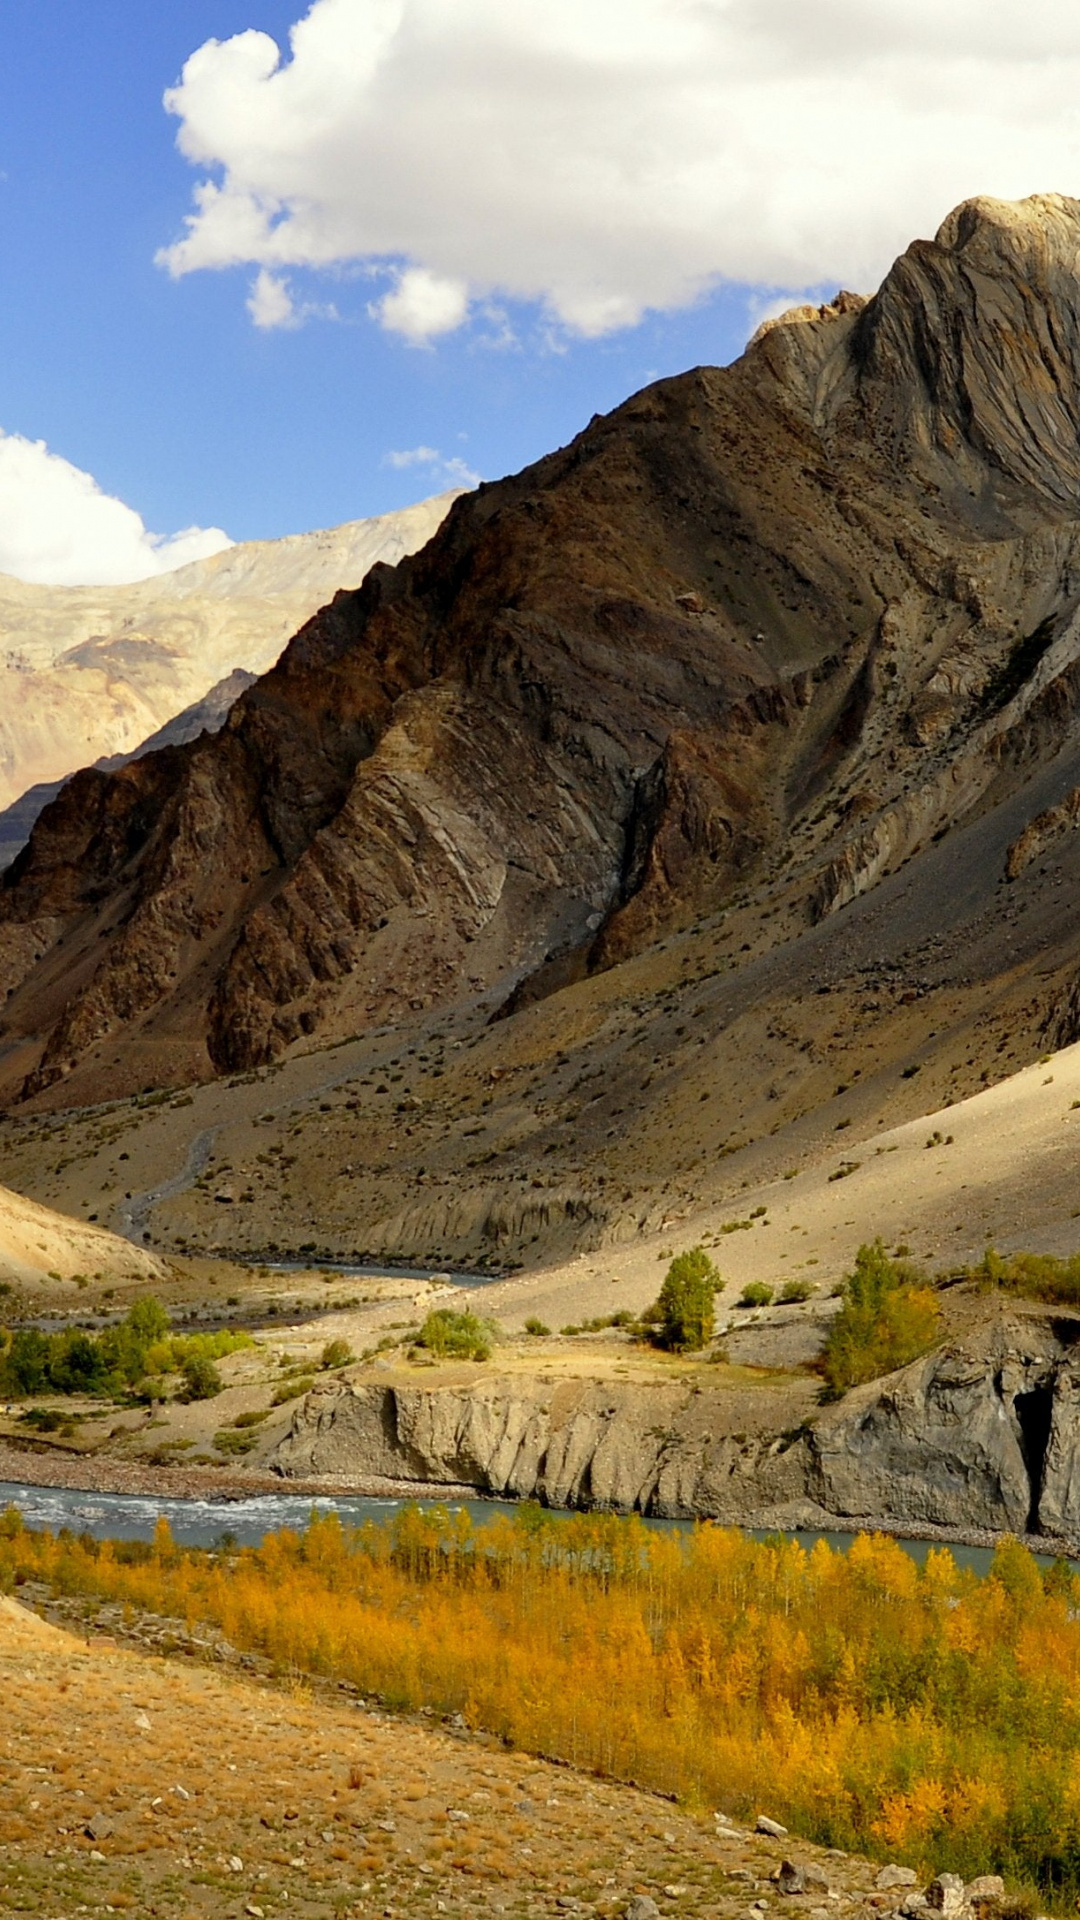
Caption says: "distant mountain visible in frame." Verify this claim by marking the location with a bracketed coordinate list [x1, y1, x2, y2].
[0, 668, 258, 870]
[7, 195, 1080, 1124]
[0, 492, 460, 812]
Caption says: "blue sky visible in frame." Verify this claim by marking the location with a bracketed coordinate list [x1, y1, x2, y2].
[1, 1, 1077, 582]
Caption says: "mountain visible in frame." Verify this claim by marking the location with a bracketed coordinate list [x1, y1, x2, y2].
[0, 491, 459, 813]
[5, 190, 1080, 1191]
[0, 668, 258, 870]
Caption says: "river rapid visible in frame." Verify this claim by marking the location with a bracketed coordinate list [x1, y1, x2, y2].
[0, 1475, 1052, 1576]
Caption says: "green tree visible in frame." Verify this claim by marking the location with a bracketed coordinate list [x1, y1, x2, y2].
[1, 1329, 49, 1396]
[821, 1240, 940, 1397]
[179, 1352, 223, 1401]
[651, 1247, 721, 1351]
[126, 1296, 171, 1344]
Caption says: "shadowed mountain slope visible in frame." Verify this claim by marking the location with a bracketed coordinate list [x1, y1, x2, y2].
[6, 195, 1080, 1137]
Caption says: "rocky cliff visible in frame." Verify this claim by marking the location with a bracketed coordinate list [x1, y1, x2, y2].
[271, 1309, 1080, 1545]
[8, 195, 1080, 1130]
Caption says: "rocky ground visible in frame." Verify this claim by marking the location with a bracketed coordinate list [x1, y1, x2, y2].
[0, 1591, 1026, 1920]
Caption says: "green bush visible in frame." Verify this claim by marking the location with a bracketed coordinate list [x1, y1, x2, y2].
[524, 1317, 551, 1336]
[646, 1247, 721, 1351]
[321, 1338, 353, 1369]
[737, 1281, 773, 1308]
[179, 1353, 223, 1402]
[415, 1309, 495, 1361]
[233, 1408, 270, 1428]
[779, 1279, 814, 1304]
[18, 1406, 79, 1434]
[820, 1240, 941, 1399]
[271, 1375, 316, 1407]
[214, 1426, 260, 1455]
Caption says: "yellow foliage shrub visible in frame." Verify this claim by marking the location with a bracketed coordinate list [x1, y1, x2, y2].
[3, 1505, 1080, 1898]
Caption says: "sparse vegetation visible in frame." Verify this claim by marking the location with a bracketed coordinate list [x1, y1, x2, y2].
[779, 1279, 814, 1304]
[271, 1374, 316, 1406]
[524, 1316, 551, 1336]
[820, 1240, 941, 1399]
[968, 1247, 1080, 1306]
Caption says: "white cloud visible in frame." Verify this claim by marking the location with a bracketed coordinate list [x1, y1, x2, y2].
[370, 268, 469, 344]
[384, 445, 481, 488]
[385, 446, 440, 469]
[247, 266, 300, 328]
[0, 432, 232, 587]
[245, 265, 339, 329]
[157, 0, 1080, 342]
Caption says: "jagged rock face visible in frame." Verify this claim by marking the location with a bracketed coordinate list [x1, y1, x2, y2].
[271, 1311, 1080, 1546]
[9, 196, 1080, 1102]
[271, 1374, 813, 1520]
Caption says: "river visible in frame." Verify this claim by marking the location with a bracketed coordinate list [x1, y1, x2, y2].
[0, 1476, 1058, 1575]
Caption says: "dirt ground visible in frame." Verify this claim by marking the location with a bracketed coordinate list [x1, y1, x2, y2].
[0, 1590, 937, 1920]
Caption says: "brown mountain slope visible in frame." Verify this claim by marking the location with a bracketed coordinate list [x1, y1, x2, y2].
[0, 490, 457, 811]
[5, 193, 1080, 1137]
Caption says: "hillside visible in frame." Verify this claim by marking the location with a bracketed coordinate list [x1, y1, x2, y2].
[0, 490, 458, 812]
[0, 1586, 934, 1920]
[5, 195, 1080, 1278]
[0, 1178, 162, 1291]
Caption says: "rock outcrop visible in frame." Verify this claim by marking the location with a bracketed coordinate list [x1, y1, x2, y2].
[271, 1372, 813, 1519]
[271, 1310, 1080, 1545]
[12, 197, 1080, 1110]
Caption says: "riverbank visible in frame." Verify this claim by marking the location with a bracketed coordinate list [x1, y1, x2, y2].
[2, 1435, 1077, 1568]
[0, 1439, 475, 1507]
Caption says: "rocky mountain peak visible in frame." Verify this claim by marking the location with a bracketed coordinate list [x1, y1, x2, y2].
[6, 196, 1080, 1131]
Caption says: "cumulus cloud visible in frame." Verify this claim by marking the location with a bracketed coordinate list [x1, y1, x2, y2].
[0, 432, 232, 587]
[385, 445, 481, 488]
[157, 0, 1080, 342]
[370, 268, 470, 345]
[247, 266, 300, 329]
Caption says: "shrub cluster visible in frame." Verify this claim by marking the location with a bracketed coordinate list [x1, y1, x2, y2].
[820, 1241, 940, 1398]
[414, 1308, 496, 1362]
[0, 1296, 250, 1403]
[971, 1248, 1080, 1305]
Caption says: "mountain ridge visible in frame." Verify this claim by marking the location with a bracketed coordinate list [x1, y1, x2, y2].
[2, 196, 1080, 1290]
[0, 490, 459, 812]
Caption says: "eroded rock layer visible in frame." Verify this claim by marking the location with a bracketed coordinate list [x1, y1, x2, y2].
[272, 1310, 1080, 1544]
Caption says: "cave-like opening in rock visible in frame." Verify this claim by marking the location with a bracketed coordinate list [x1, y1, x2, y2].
[1015, 1385, 1055, 1533]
